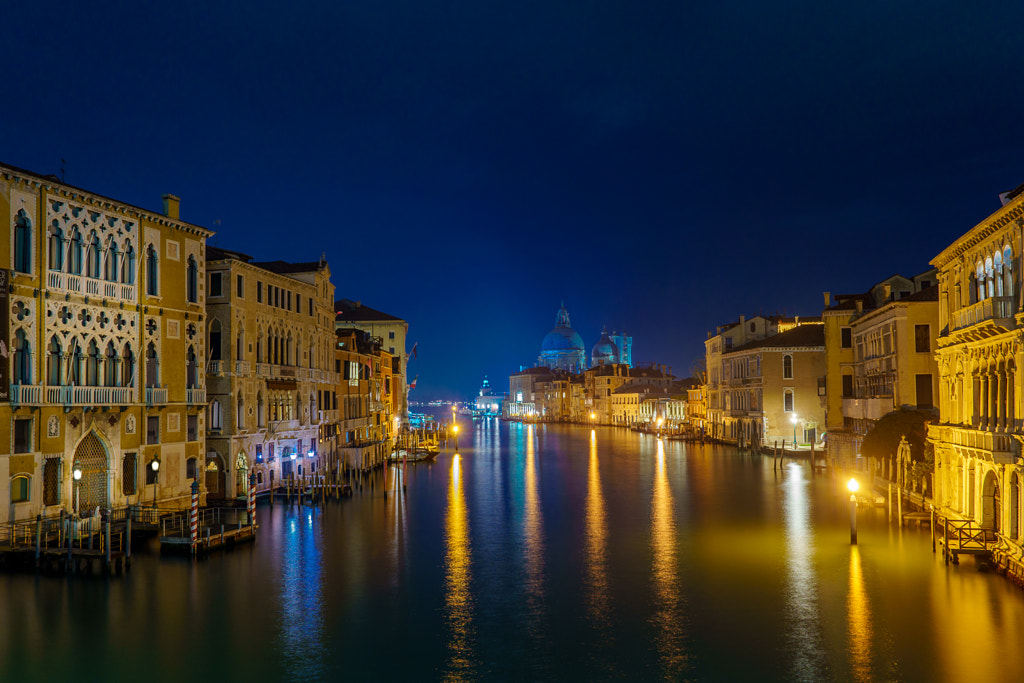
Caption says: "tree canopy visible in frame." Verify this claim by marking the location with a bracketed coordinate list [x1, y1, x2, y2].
[859, 409, 934, 462]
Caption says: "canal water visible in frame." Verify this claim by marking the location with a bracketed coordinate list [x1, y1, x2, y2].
[3, 419, 1024, 682]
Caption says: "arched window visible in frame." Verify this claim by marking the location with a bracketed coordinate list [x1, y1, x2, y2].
[186, 346, 198, 388]
[14, 210, 32, 273]
[86, 232, 101, 279]
[209, 320, 222, 361]
[86, 340, 100, 386]
[69, 228, 83, 275]
[236, 329, 244, 362]
[145, 342, 159, 387]
[1004, 246, 1014, 301]
[49, 222, 64, 271]
[257, 392, 265, 427]
[783, 354, 793, 379]
[986, 256, 996, 299]
[122, 343, 135, 387]
[994, 250, 1004, 297]
[256, 331, 262, 363]
[68, 339, 82, 385]
[268, 331, 274, 364]
[11, 475, 31, 503]
[13, 329, 30, 385]
[186, 457, 198, 481]
[186, 256, 198, 303]
[122, 244, 136, 284]
[105, 239, 119, 282]
[977, 261, 986, 301]
[48, 336, 63, 386]
[146, 244, 159, 295]
[210, 400, 222, 429]
[783, 389, 794, 412]
[237, 392, 245, 430]
[1011, 473, 1020, 540]
[104, 341, 118, 387]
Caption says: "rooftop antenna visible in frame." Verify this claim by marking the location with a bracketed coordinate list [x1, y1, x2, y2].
[60, 159, 66, 182]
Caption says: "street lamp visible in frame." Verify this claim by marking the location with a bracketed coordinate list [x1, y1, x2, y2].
[453, 424, 460, 451]
[308, 449, 316, 496]
[791, 414, 799, 447]
[151, 457, 160, 509]
[72, 465, 82, 518]
[847, 478, 859, 545]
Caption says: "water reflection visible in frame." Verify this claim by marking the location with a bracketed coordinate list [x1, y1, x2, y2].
[386, 464, 408, 589]
[651, 438, 686, 675]
[524, 425, 546, 608]
[443, 454, 475, 681]
[783, 462, 825, 679]
[279, 508, 325, 680]
[847, 545, 873, 681]
[585, 430, 610, 625]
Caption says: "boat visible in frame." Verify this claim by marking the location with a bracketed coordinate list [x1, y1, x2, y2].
[388, 447, 438, 463]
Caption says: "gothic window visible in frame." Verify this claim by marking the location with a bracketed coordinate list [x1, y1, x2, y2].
[68, 339, 83, 385]
[47, 336, 62, 386]
[14, 210, 32, 273]
[105, 239, 119, 282]
[11, 475, 30, 503]
[1012, 473, 1020, 540]
[122, 343, 135, 386]
[187, 256, 198, 303]
[210, 400, 222, 430]
[186, 346, 198, 388]
[86, 340, 100, 386]
[309, 336, 315, 368]
[146, 244, 159, 295]
[13, 329, 30, 385]
[104, 341, 118, 386]
[783, 354, 793, 380]
[86, 232, 101, 279]
[122, 244, 136, 284]
[986, 256, 996, 299]
[209, 319, 222, 361]
[49, 223, 64, 271]
[994, 250, 1004, 296]
[145, 342, 159, 387]
[69, 228, 83, 275]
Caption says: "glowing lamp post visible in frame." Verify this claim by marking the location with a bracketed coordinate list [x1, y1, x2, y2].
[847, 478, 859, 545]
[308, 449, 316, 494]
[791, 414, 799, 447]
[72, 465, 82, 518]
[453, 424, 460, 452]
[151, 457, 160, 509]
[657, 417, 664, 437]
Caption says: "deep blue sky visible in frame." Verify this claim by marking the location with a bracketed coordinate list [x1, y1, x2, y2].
[7, 2, 1024, 398]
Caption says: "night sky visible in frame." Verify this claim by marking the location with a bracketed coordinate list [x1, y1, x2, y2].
[7, 2, 1024, 398]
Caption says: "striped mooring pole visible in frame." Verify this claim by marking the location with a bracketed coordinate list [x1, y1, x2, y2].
[190, 479, 199, 555]
[248, 472, 256, 527]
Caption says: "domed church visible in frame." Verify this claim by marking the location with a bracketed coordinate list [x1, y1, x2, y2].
[538, 304, 587, 372]
[591, 327, 619, 366]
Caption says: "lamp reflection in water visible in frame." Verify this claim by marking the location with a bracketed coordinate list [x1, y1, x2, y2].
[443, 453, 475, 680]
[585, 429, 609, 626]
[783, 462, 825, 679]
[847, 545, 873, 682]
[523, 424, 546, 614]
[651, 438, 686, 676]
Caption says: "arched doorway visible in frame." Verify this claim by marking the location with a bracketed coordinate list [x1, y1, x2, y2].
[235, 451, 248, 499]
[982, 470, 1000, 533]
[72, 432, 110, 515]
[205, 453, 226, 501]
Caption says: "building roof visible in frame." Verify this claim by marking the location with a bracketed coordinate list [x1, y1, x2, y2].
[899, 284, 939, 302]
[728, 323, 825, 353]
[206, 245, 254, 263]
[252, 260, 325, 274]
[335, 298, 404, 323]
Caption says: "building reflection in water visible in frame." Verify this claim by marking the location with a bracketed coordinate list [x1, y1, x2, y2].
[782, 462, 826, 679]
[385, 463, 408, 589]
[279, 508, 326, 680]
[847, 545, 872, 682]
[651, 438, 686, 675]
[585, 429, 610, 626]
[444, 453, 475, 681]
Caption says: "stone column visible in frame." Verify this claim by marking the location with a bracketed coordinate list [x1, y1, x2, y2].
[979, 372, 989, 428]
[997, 367, 1006, 431]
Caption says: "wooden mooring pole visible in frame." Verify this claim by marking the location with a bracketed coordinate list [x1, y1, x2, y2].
[897, 487, 903, 528]
[930, 505, 936, 552]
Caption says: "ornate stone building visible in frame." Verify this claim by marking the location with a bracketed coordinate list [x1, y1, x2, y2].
[538, 304, 587, 373]
[204, 246, 337, 499]
[2, 163, 212, 522]
[931, 184, 1024, 570]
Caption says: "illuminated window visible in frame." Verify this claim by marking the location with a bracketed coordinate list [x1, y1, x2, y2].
[11, 475, 30, 503]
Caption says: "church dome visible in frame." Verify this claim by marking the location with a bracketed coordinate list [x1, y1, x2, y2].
[591, 327, 619, 366]
[538, 304, 587, 372]
[542, 327, 585, 352]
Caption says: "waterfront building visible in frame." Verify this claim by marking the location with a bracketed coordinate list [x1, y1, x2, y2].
[930, 183, 1024, 568]
[704, 315, 780, 441]
[686, 383, 707, 437]
[474, 376, 504, 415]
[505, 367, 553, 419]
[204, 247, 337, 499]
[538, 304, 587, 372]
[821, 273, 938, 465]
[608, 365, 675, 426]
[330, 329, 394, 470]
[719, 322, 826, 447]
[335, 298, 409, 422]
[583, 363, 631, 424]
[1, 163, 212, 522]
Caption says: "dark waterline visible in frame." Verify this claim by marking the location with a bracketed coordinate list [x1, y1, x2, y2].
[4, 419, 1024, 682]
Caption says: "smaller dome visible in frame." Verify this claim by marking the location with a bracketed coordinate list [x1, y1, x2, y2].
[591, 328, 619, 366]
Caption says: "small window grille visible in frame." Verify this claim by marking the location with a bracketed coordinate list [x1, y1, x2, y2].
[122, 453, 138, 495]
[43, 458, 61, 506]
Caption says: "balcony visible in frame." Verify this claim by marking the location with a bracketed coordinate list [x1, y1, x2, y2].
[318, 409, 340, 423]
[235, 361, 250, 375]
[187, 388, 206, 405]
[11, 384, 135, 407]
[207, 360, 223, 375]
[48, 269, 135, 303]
[842, 396, 894, 421]
[930, 424, 1015, 463]
[145, 387, 169, 406]
[952, 296, 1015, 332]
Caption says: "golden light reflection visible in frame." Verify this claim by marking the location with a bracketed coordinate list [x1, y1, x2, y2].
[847, 545, 872, 682]
[385, 464, 408, 587]
[585, 429, 609, 625]
[444, 454, 474, 681]
[651, 438, 686, 675]
[783, 463, 824, 679]
[524, 425, 545, 604]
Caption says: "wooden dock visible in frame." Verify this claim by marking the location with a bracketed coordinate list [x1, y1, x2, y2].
[158, 507, 257, 556]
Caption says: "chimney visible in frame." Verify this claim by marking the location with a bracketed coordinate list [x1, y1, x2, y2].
[162, 194, 180, 220]
[855, 300, 863, 314]
[882, 283, 892, 301]
[823, 291, 831, 307]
